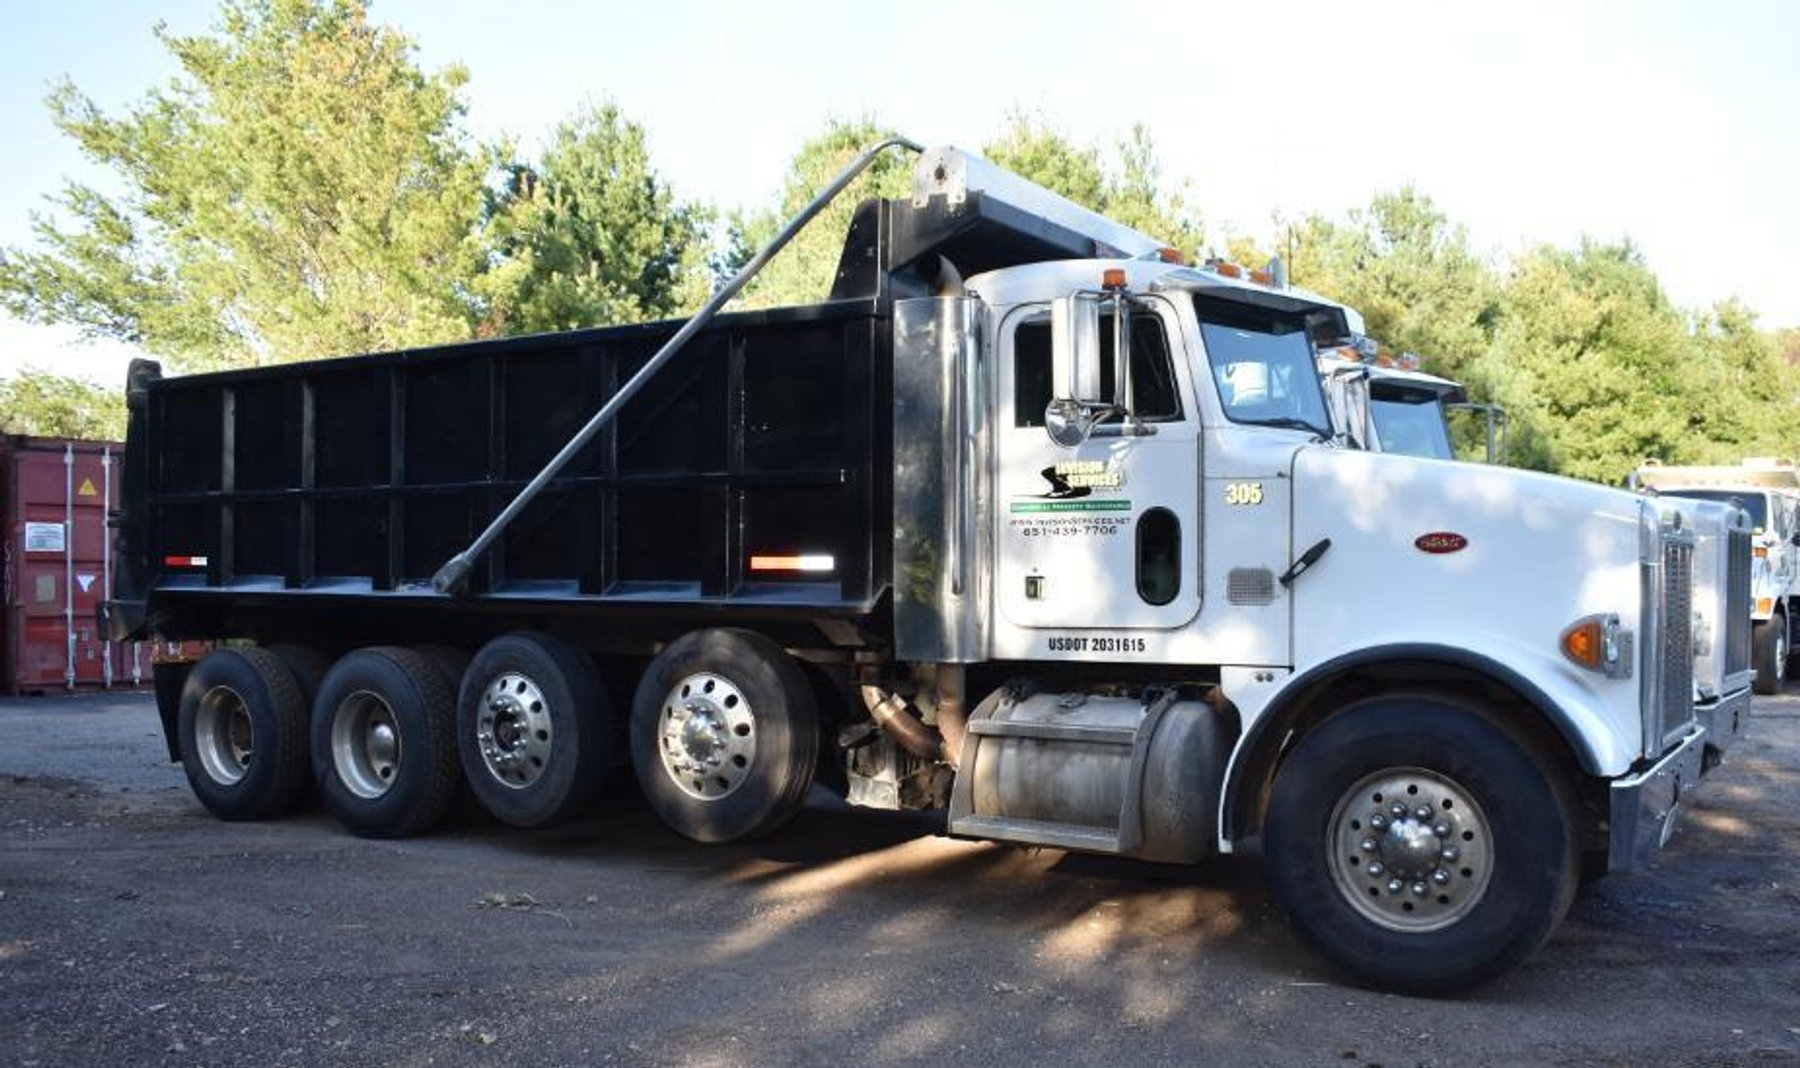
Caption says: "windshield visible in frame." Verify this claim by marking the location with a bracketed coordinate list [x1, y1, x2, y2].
[1197, 296, 1331, 438]
[1370, 391, 1454, 459]
[1659, 489, 1767, 530]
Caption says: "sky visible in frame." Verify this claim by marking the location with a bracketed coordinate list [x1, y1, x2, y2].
[2, 0, 1796, 384]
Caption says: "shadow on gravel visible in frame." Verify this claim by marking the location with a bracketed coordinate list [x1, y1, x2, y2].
[7, 696, 1800, 1066]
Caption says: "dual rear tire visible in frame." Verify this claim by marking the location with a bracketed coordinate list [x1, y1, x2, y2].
[310, 647, 462, 838]
[177, 627, 821, 845]
[176, 648, 311, 821]
[629, 628, 819, 843]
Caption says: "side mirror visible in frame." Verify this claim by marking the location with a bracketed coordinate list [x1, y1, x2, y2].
[1051, 294, 1104, 403]
[1045, 398, 1096, 447]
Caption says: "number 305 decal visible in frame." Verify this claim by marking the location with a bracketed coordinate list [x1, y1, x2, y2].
[1224, 482, 1264, 506]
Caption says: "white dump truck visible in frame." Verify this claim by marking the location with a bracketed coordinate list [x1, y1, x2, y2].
[109, 142, 1746, 992]
[1634, 458, 1800, 694]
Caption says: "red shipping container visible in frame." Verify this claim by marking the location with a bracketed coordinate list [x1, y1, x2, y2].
[0, 434, 186, 695]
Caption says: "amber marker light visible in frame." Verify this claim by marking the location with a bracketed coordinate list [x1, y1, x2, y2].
[1156, 246, 1184, 263]
[1560, 613, 1630, 678]
[1101, 268, 1127, 289]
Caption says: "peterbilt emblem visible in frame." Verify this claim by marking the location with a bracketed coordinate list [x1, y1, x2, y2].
[1414, 532, 1468, 554]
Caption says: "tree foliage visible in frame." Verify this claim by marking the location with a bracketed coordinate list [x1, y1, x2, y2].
[480, 103, 709, 335]
[0, 371, 126, 440]
[0, 0, 495, 370]
[1280, 195, 1800, 484]
[983, 116, 1205, 256]
[1283, 188, 1498, 387]
[730, 118, 915, 310]
[3, 1, 1793, 477]
[0, 1, 704, 375]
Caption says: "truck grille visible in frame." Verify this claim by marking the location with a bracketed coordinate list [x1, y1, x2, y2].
[1725, 526, 1752, 678]
[1649, 535, 1695, 752]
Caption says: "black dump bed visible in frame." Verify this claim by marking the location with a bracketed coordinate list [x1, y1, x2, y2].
[107, 173, 1157, 652]
[110, 299, 891, 650]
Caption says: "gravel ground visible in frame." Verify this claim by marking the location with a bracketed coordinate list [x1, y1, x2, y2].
[1, 689, 1797, 1067]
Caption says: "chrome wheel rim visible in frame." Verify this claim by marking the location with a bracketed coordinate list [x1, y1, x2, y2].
[330, 690, 402, 800]
[1329, 767, 1494, 933]
[195, 685, 253, 786]
[476, 671, 554, 789]
[657, 672, 756, 801]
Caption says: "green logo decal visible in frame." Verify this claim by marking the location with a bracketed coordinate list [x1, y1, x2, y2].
[1010, 500, 1133, 513]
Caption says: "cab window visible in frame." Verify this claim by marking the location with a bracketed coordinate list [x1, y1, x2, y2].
[1012, 309, 1182, 428]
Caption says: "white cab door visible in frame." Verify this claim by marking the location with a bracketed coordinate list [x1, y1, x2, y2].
[994, 298, 1201, 629]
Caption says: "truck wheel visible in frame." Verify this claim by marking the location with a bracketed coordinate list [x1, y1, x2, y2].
[266, 643, 331, 709]
[311, 647, 461, 838]
[630, 629, 819, 843]
[1753, 615, 1785, 694]
[457, 632, 610, 829]
[177, 648, 311, 821]
[1263, 695, 1577, 993]
[413, 644, 472, 694]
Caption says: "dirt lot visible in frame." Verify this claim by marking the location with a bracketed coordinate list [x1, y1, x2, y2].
[1, 690, 1797, 1067]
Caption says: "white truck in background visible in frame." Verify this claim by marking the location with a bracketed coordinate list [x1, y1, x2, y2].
[1634, 458, 1800, 695]
[1312, 338, 1507, 463]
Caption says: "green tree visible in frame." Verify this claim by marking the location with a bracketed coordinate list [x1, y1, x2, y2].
[982, 113, 1107, 207]
[983, 115, 1204, 256]
[1671, 300, 1800, 463]
[731, 118, 914, 310]
[479, 103, 709, 335]
[733, 115, 1210, 310]
[1283, 188, 1499, 386]
[1483, 240, 1692, 482]
[0, 0, 495, 371]
[0, 371, 126, 440]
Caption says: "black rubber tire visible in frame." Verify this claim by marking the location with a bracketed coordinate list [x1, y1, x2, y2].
[413, 644, 472, 695]
[630, 628, 818, 843]
[310, 647, 461, 838]
[456, 632, 610, 829]
[1753, 615, 1784, 695]
[1263, 695, 1578, 993]
[177, 648, 312, 821]
[266, 643, 331, 710]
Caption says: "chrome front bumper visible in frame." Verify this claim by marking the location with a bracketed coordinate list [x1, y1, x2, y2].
[1608, 726, 1708, 874]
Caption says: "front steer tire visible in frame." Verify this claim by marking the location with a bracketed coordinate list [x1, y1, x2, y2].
[1263, 695, 1578, 994]
[177, 648, 312, 821]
